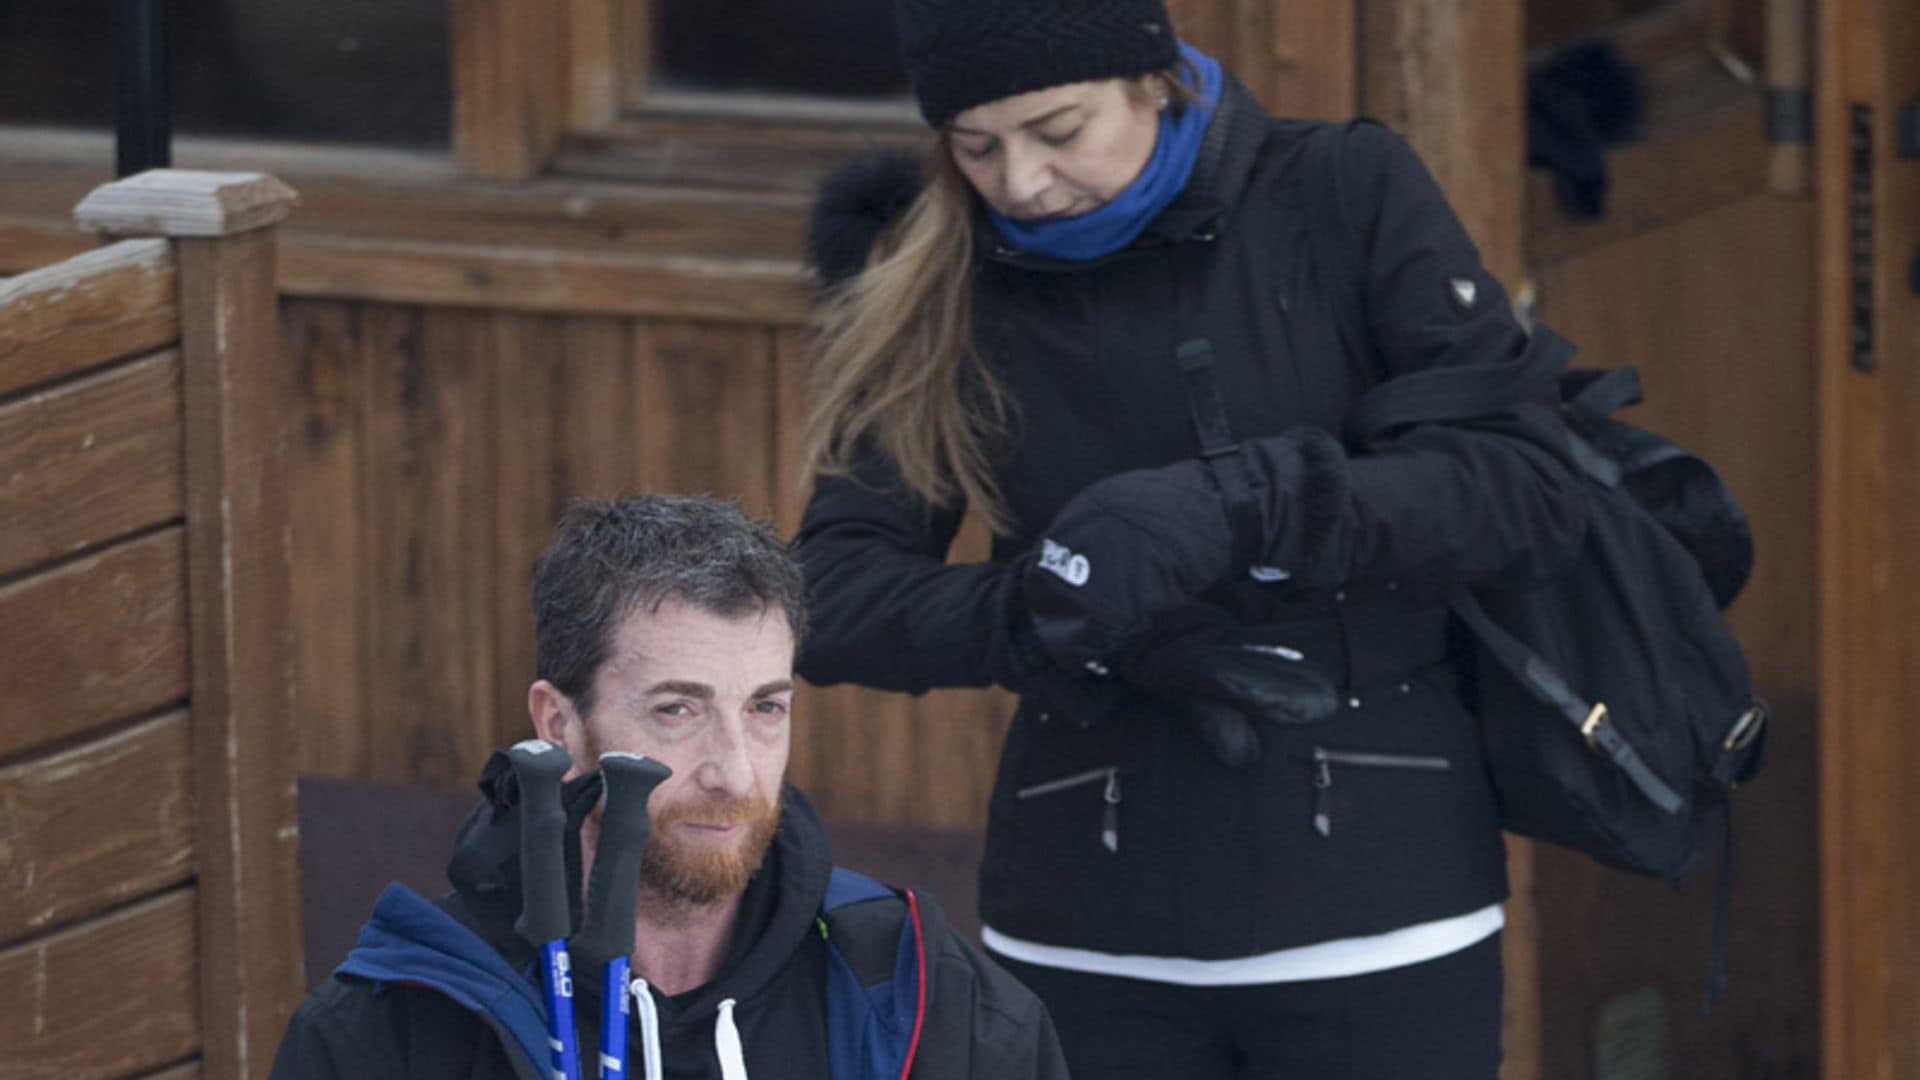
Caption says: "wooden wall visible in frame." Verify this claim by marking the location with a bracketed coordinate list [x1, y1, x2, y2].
[0, 173, 303, 1079]
[282, 300, 1014, 826]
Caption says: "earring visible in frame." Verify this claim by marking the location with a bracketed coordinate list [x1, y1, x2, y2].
[1157, 94, 1171, 110]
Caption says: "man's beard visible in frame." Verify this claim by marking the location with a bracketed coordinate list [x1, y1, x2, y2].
[638, 790, 782, 907]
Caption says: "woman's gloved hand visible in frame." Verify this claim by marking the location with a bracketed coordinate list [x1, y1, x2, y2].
[1021, 428, 1353, 679]
[1021, 459, 1236, 675]
[1126, 616, 1340, 768]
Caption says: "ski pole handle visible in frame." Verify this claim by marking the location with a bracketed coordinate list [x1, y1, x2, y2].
[506, 739, 582, 1080]
[573, 752, 672, 1078]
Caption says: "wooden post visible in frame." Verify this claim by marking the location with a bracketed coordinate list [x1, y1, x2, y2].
[76, 170, 303, 1080]
[1356, 4, 1537, 1077]
[454, 0, 571, 180]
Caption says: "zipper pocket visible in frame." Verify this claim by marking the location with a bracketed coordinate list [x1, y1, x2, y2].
[1310, 747, 1451, 838]
[1016, 766, 1123, 854]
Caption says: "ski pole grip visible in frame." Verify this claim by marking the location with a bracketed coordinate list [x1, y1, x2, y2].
[506, 739, 575, 946]
[572, 752, 672, 967]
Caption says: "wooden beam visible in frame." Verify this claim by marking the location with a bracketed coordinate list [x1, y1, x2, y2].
[0, 351, 184, 577]
[174, 202, 306, 1078]
[0, 712, 194, 945]
[0, 528, 190, 761]
[453, 0, 570, 180]
[0, 890, 201, 1077]
[0, 238, 176, 398]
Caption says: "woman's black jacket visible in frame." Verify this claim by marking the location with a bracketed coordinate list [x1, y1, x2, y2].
[796, 78, 1588, 959]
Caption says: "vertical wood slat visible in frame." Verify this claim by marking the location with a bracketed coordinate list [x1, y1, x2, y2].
[1819, 0, 1920, 1073]
[285, 301, 371, 780]
[453, 0, 570, 180]
[174, 206, 306, 1078]
[630, 319, 780, 520]
[491, 313, 637, 752]
[362, 306, 500, 789]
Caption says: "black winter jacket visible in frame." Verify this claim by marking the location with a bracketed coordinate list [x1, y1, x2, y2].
[796, 79, 1589, 960]
[271, 781, 1068, 1079]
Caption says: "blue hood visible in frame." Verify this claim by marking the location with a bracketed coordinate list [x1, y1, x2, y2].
[336, 883, 551, 1078]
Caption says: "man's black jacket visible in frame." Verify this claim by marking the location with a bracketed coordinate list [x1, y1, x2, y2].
[271, 779, 1067, 1079]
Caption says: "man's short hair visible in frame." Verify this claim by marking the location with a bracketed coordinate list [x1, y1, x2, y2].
[531, 495, 807, 719]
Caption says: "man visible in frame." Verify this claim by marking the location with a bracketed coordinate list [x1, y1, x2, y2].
[272, 495, 1068, 1079]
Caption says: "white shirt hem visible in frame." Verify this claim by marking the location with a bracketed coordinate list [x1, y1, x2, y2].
[981, 903, 1505, 987]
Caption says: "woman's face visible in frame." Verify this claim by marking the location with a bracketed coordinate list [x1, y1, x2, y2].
[947, 77, 1163, 222]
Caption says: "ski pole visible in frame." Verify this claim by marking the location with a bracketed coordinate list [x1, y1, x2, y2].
[571, 752, 672, 1079]
[507, 739, 583, 1080]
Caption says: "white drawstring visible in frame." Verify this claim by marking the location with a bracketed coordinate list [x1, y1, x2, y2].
[628, 977, 663, 1080]
[714, 998, 749, 1080]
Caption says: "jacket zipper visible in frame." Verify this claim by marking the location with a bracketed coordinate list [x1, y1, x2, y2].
[1310, 748, 1451, 838]
[1016, 766, 1123, 854]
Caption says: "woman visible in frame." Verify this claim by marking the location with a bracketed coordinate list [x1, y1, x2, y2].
[796, 1, 1586, 1075]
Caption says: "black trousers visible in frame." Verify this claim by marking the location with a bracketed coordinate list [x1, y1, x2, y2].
[994, 933, 1504, 1080]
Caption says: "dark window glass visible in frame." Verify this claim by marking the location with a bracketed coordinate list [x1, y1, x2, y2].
[652, 0, 908, 100]
[0, 1, 450, 148]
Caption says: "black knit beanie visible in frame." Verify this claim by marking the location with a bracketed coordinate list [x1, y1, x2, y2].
[894, 0, 1179, 128]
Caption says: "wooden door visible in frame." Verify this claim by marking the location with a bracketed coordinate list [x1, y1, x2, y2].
[1818, 0, 1920, 1074]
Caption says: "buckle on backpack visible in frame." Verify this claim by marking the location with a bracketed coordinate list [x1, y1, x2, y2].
[1580, 703, 1610, 749]
[1724, 705, 1766, 751]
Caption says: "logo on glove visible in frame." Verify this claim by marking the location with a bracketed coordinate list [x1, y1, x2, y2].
[1038, 539, 1091, 587]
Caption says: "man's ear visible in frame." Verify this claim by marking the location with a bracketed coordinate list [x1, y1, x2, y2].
[527, 680, 589, 778]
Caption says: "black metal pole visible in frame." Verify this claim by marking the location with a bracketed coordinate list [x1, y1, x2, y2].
[115, 0, 171, 177]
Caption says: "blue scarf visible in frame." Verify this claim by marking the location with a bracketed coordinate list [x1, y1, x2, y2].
[987, 42, 1223, 262]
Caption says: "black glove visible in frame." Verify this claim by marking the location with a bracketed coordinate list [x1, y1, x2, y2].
[1022, 430, 1353, 677]
[1021, 459, 1235, 676]
[1127, 617, 1340, 768]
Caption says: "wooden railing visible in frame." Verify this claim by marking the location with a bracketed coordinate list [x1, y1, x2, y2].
[0, 171, 302, 1079]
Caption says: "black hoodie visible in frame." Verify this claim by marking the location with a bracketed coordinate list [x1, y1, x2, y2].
[271, 771, 1068, 1080]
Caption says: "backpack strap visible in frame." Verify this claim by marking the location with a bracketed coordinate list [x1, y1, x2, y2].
[1453, 592, 1685, 815]
[819, 868, 927, 1080]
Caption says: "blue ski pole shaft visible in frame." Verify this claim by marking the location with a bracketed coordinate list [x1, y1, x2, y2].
[599, 955, 630, 1078]
[506, 739, 584, 1080]
[573, 752, 672, 1078]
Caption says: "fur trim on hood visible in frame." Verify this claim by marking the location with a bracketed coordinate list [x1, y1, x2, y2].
[807, 148, 926, 290]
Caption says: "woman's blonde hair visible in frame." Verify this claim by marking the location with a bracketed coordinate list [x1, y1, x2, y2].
[805, 66, 1197, 535]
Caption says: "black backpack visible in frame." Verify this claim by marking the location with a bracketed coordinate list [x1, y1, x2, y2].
[1301, 121, 1768, 995]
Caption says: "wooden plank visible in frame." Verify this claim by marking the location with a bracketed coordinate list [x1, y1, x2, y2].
[361, 306, 500, 789]
[490, 313, 636, 750]
[0, 712, 194, 948]
[1361, 0, 1524, 282]
[0, 528, 189, 762]
[631, 319, 781, 520]
[0, 237, 176, 399]
[284, 301, 371, 779]
[284, 237, 811, 327]
[1260, 0, 1355, 120]
[0, 349, 184, 578]
[1819, 0, 1920, 1072]
[569, 0, 621, 129]
[452, 0, 569, 180]
[139, 1063, 202, 1079]
[0, 889, 201, 1078]
[176, 223, 305, 1077]
[1533, 195, 1819, 1080]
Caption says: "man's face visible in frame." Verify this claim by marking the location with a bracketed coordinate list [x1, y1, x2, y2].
[541, 597, 795, 906]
